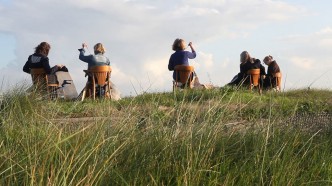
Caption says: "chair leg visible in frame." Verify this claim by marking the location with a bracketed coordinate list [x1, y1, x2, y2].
[249, 76, 253, 91]
[81, 81, 90, 101]
[92, 77, 96, 100]
[81, 87, 87, 101]
[107, 81, 112, 99]
[258, 84, 262, 95]
[98, 86, 102, 98]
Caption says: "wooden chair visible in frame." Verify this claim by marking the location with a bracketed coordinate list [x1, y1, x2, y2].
[272, 72, 282, 92]
[30, 68, 59, 99]
[81, 65, 112, 100]
[173, 65, 194, 90]
[247, 69, 261, 92]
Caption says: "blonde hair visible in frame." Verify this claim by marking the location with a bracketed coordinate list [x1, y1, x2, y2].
[240, 51, 253, 64]
[172, 38, 186, 51]
[94, 43, 106, 54]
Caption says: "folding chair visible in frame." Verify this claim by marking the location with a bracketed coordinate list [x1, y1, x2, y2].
[81, 65, 112, 100]
[272, 72, 282, 92]
[30, 68, 59, 99]
[247, 69, 261, 93]
[173, 65, 194, 91]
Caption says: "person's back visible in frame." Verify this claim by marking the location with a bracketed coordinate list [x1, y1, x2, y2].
[23, 42, 52, 74]
[23, 42, 66, 84]
[78, 42, 121, 100]
[228, 51, 266, 86]
[78, 43, 110, 69]
[168, 38, 196, 81]
[263, 55, 281, 89]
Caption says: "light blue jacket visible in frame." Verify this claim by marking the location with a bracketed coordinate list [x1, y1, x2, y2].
[78, 48, 110, 68]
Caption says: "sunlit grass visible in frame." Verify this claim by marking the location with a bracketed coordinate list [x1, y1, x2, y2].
[0, 87, 332, 185]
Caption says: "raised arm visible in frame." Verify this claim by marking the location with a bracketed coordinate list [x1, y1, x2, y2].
[78, 43, 91, 63]
[187, 42, 196, 59]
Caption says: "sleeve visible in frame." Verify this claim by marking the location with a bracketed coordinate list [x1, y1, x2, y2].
[260, 64, 266, 75]
[271, 62, 280, 73]
[239, 63, 246, 74]
[42, 57, 52, 74]
[78, 48, 90, 63]
[255, 59, 266, 75]
[23, 56, 31, 74]
[187, 51, 196, 59]
[106, 57, 111, 66]
[168, 55, 174, 71]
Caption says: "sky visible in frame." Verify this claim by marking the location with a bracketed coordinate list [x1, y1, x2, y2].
[1, 0, 332, 97]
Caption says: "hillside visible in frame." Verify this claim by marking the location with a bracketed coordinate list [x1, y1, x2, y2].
[0, 88, 332, 185]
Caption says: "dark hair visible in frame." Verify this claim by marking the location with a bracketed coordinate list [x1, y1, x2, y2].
[172, 38, 186, 51]
[34, 42, 51, 56]
[263, 55, 273, 62]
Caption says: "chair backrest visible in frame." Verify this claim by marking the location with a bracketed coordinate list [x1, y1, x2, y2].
[272, 72, 282, 90]
[247, 69, 260, 86]
[174, 65, 194, 84]
[30, 68, 47, 86]
[87, 65, 112, 86]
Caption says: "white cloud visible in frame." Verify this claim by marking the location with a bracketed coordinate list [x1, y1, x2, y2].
[1, 0, 331, 95]
[290, 57, 314, 70]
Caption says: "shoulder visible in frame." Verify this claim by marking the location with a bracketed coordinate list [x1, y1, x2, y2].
[254, 58, 261, 63]
[170, 51, 180, 57]
[41, 55, 49, 61]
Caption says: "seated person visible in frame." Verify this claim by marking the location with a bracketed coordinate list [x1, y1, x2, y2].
[23, 42, 66, 84]
[78, 43, 120, 99]
[228, 51, 266, 86]
[168, 38, 196, 88]
[262, 55, 281, 89]
[78, 43, 110, 68]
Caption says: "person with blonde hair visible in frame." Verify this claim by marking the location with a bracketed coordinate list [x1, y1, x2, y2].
[262, 55, 280, 89]
[78, 43, 110, 68]
[78, 42, 120, 100]
[228, 51, 265, 86]
[168, 38, 196, 82]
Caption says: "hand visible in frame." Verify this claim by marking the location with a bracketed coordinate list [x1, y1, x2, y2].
[188, 42, 192, 47]
[57, 64, 64, 68]
[82, 43, 87, 48]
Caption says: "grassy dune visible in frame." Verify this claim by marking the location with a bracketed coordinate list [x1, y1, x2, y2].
[0, 87, 332, 185]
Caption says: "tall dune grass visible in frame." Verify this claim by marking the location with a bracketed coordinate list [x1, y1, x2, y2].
[0, 87, 332, 185]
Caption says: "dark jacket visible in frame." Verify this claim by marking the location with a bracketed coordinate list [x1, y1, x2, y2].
[266, 61, 280, 77]
[23, 53, 52, 74]
[168, 50, 196, 80]
[263, 60, 280, 88]
[228, 58, 265, 86]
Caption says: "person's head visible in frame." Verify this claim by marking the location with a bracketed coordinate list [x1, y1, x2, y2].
[240, 51, 252, 63]
[263, 55, 273, 65]
[35, 42, 51, 56]
[94, 43, 106, 54]
[172, 38, 186, 51]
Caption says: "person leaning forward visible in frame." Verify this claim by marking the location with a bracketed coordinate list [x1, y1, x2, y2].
[228, 51, 266, 86]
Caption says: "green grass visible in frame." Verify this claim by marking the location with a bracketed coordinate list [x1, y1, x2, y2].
[0, 87, 332, 185]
